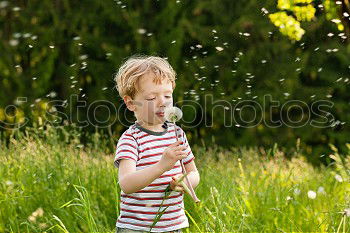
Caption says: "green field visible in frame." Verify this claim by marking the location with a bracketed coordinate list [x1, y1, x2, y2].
[1, 126, 349, 232]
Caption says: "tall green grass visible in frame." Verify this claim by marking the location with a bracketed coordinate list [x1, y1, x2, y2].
[1, 125, 349, 232]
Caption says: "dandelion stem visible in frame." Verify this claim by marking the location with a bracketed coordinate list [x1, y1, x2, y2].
[174, 123, 200, 203]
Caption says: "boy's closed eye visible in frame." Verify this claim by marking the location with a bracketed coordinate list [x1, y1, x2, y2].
[146, 96, 172, 101]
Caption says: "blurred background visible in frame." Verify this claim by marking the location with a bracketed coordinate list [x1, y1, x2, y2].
[1, 0, 349, 165]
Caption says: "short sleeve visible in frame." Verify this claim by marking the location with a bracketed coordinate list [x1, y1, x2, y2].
[114, 133, 139, 168]
[180, 129, 195, 165]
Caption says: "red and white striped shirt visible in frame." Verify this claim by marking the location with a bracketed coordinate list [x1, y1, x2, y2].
[114, 121, 195, 232]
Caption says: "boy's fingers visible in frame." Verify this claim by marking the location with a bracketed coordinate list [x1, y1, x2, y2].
[174, 146, 187, 153]
[174, 186, 184, 192]
[169, 141, 181, 148]
[175, 151, 187, 158]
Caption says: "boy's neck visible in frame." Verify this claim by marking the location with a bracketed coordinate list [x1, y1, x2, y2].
[136, 120, 165, 132]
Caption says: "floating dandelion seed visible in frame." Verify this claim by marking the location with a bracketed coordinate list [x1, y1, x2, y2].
[102, 87, 108, 91]
[336, 78, 343, 82]
[0, 1, 9, 8]
[331, 19, 341, 24]
[9, 39, 19, 46]
[261, 7, 269, 15]
[79, 55, 88, 60]
[48, 91, 57, 98]
[307, 190, 317, 199]
[171, 40, 176, 44]
[13, 32, 21, 38]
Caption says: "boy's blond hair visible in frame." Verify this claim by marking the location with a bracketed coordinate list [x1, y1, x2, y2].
[115, 55, 177, 99]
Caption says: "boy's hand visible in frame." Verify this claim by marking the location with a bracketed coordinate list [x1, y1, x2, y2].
[158, 141, 188, 171]
[170, 174, 186, 193]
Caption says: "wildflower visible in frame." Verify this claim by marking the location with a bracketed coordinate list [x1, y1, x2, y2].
[307, 190, 316, 199]
[317, 186, 326, 195]
[5, 180, 13, 186]
[39, 223, 48, 229]
[32, 207, 44, 217]
[294, 188, 301, 195]
[28, 215, 36, 223]
[335, 174, 343, 182]
[345, 208, 350, 217]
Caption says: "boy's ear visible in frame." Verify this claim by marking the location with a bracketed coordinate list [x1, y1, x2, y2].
[123, 95, 136, 111]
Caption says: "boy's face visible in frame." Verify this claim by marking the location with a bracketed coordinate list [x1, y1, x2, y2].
[125, 72, 174, 127]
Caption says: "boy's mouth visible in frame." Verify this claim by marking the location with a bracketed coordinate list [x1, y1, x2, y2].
[156, 112, 164, 117]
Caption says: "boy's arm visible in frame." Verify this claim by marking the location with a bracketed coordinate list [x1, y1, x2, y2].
[118, 159, 168, 194]
[118, 140, 188, 194]
[184, 160, 200, 189]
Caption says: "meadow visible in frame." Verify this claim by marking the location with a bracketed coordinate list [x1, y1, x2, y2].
[1, 125, 349, 232]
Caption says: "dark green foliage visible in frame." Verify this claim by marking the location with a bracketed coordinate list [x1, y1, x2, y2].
[0, 0, 349, 164]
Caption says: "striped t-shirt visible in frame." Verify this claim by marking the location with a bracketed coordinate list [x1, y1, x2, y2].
[114, 121, 195, 232]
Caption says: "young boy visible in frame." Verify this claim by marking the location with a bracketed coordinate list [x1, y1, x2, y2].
[113, 55, 200, 233]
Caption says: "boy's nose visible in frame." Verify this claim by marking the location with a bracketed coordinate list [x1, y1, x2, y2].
[158, 96, 166, 106]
